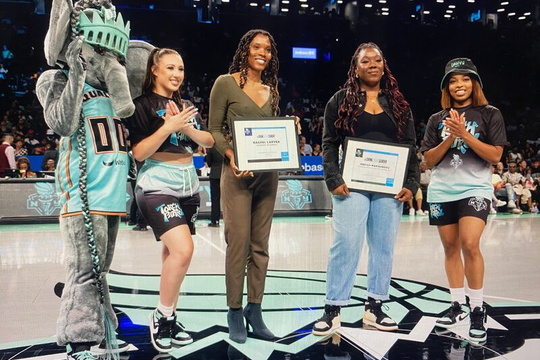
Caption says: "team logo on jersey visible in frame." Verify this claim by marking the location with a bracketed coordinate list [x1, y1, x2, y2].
[468, 196, 488, 212]
[156, 202, 183, 222]
[280, 179, 312, 210]
[450, 154, 463, 169]
[27, 183, 62, 215]
[440, 120, 480, 154]
[430, 203, 444, 218]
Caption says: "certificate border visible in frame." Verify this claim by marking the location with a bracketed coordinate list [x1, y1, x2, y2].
[231, 117, 301, 172]
[341, 137, 411, 195]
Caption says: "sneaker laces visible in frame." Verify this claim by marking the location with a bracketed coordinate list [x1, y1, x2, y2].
[470, 309, 486, 329]
[318, 305, 340, 323]
[369, 300, 390, 318]
[445, 302, 464, 318]
[157, 315, 174, 338]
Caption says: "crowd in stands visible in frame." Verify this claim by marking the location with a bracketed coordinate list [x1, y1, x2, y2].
[1, 8, 540, 213]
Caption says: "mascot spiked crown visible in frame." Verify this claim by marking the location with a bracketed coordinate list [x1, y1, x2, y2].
[76, 7, 130, 58]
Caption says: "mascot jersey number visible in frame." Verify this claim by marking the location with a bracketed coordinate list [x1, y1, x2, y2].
[35, 0, 153, 358]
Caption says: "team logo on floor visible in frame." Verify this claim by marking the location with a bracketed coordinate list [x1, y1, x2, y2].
[3, 271, 539, 359]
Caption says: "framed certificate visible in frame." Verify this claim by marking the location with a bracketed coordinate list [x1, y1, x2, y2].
[341, 137, 411, 194]
[231, 117, 301, 172]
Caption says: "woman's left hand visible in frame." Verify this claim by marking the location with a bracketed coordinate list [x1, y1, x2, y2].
[394, 188, 413, 202]
[162, 101, 198, 134]
[443, 108, 467, 138]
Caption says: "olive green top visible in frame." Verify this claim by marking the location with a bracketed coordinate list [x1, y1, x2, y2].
[209, 74, 274, 156]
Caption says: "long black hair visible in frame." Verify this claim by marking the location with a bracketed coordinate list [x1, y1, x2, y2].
[228, 29, 280, 116]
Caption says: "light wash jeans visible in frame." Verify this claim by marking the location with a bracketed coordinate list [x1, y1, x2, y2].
[325, 192, 403, 305]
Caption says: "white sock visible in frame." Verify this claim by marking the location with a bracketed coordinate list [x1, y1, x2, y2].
[449, 287, 466, 305]
[468, 288, 484, 309]
[157, 302, 174, 317]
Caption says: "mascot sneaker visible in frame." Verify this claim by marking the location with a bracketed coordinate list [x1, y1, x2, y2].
[66, 344, 97, 360]
[91, 337, 130, 354]
[436, 301, 470, 329]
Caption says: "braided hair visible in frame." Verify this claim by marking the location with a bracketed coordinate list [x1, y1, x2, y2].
[336, 42, 410, 141]
[69, 2, 121, 356]
[228, 29, 280, 116]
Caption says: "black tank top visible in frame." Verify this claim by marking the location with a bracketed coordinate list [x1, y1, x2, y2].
[352, 111, 397, 142]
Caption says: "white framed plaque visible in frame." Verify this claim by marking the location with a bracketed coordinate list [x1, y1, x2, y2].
[341, 137, 411, 194]
[231, 117, 301, 172]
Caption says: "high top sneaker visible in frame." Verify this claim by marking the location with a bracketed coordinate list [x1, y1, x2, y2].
[149, 309, 175, 353]
[312, 304, 341, 336]
[171, 316, 193, 346]
[363, 299, 398, 331]
[469, 306, 487, 343]
[66, 344, 97, 360]
[436, 301, 470, 329]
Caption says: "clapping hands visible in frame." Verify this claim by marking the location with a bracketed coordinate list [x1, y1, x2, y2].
[161, 101, 198, 134]
[442, 108, 466, 139]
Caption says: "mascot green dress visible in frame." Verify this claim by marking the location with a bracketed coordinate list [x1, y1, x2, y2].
[35, 0, 153, 359]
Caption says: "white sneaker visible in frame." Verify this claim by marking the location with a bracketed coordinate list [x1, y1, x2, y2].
[409, 208, 415, 216]
[489, 207, 497, 214]
[495, 199, 507, 207]
[507, 199, 517, 209]
[416, 209, 426, 216]
[511, 207, 523, 214]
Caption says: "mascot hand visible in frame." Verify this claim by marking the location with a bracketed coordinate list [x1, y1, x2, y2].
[66, 37, 87, 76]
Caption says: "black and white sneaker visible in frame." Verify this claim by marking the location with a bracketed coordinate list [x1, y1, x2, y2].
[66, 344, 97, 360]
[171, 318, 193, 346]
[363, 299, 398, 331]
[91, 337, 130, 354]
[469, 306, 487, 343]
[312, 305, 341, 336]
[149, 309, 175, 353]
[436, 301, 470, 329]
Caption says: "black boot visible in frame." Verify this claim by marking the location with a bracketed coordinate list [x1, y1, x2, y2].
[227, 307, 247, 343]
[243, 303, 275, 340]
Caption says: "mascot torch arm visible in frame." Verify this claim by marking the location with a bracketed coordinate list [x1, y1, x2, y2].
[36, 38, 87, 137]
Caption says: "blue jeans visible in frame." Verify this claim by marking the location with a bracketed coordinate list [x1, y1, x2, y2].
[325, 192, 403, 305]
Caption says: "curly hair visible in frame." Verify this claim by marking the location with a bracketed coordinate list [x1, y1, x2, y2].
[336, 42, 410, 140]
[142, 47, 184, 105]
[228, 29, 280, 116]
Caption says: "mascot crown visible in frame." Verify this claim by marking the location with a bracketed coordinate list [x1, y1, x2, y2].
[77, 6, 130, 58]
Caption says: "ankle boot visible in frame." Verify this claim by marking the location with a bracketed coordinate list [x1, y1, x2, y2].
[243, 303, 275, 340]
[227, 307, 247, 343]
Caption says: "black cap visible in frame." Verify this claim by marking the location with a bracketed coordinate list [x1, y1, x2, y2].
[440, 57, 483, 90]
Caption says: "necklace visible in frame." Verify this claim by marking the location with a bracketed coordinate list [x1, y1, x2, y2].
[367, 96, 378, 103]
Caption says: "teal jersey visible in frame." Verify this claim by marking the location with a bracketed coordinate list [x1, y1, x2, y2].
[56, 83, 129, 216]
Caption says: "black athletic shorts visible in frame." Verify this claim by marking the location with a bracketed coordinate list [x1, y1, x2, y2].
[428, 196, 490, 226]
[136, 192, 200, 240]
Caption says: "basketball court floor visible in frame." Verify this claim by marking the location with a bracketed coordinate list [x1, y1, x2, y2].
[1, 213, 539, 360]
